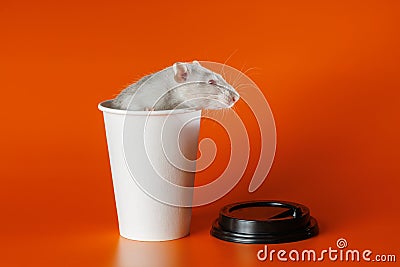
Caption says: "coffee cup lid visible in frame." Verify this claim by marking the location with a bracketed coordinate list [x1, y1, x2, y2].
[211, 200, 319, 244]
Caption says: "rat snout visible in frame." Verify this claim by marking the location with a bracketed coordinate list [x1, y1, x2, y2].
[230, 91, 240, 105]
[232, 94, 238, 102]
[222, 90, 239, 108]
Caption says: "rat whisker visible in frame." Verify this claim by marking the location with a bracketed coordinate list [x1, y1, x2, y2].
[235, 67, 258, 87]
[234, 83, 257, 90]
[235, 91, 248, 99]
[220, 49, 238, 79]
[232, 66, 259, 88]
[224, 108, 228, 120]
[228, 62, 245, 87]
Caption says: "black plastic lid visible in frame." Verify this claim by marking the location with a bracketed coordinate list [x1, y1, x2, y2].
[210, 200, 319, 244]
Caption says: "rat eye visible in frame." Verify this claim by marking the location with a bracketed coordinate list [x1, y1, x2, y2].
[208, 79, 217, 85]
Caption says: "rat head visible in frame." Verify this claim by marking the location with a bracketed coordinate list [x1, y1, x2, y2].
[171, 61, 240, 109]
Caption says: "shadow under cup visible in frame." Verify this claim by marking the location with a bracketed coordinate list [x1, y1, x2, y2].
[98, 100, 201, 241]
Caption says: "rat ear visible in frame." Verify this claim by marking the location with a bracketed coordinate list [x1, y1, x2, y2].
[192, 60, 201, 66]
[173, 62, 188, 83]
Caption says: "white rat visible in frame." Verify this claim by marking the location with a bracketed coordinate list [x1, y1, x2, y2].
[111, 61, 240, 111]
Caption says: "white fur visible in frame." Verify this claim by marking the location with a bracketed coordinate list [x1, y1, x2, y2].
[111, 61, 240, 111]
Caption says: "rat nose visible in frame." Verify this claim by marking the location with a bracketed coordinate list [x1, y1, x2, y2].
[231, 93, 240, 103]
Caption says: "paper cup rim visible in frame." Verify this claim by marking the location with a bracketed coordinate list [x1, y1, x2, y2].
[98, 100, 200, 116]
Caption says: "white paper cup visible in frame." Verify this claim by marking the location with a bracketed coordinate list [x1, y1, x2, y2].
[98, 100, 201, 241]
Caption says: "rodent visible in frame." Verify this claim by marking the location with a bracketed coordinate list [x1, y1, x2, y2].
[111, 61, 240, 111]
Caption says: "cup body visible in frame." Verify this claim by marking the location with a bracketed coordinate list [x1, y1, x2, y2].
[99, 100, 201, 241]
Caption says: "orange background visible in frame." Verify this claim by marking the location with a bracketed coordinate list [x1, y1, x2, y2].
[1, 0, 399, 266]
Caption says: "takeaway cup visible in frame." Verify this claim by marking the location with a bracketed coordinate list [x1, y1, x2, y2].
[98, 100, 201, 241]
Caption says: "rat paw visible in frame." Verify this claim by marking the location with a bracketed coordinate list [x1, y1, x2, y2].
[144, 107, 155, 111]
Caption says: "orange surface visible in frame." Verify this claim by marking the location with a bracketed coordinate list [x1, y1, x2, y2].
[1, 0, 399, 266]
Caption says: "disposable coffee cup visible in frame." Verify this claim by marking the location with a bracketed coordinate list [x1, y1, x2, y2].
[98, 100, 201, 241]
